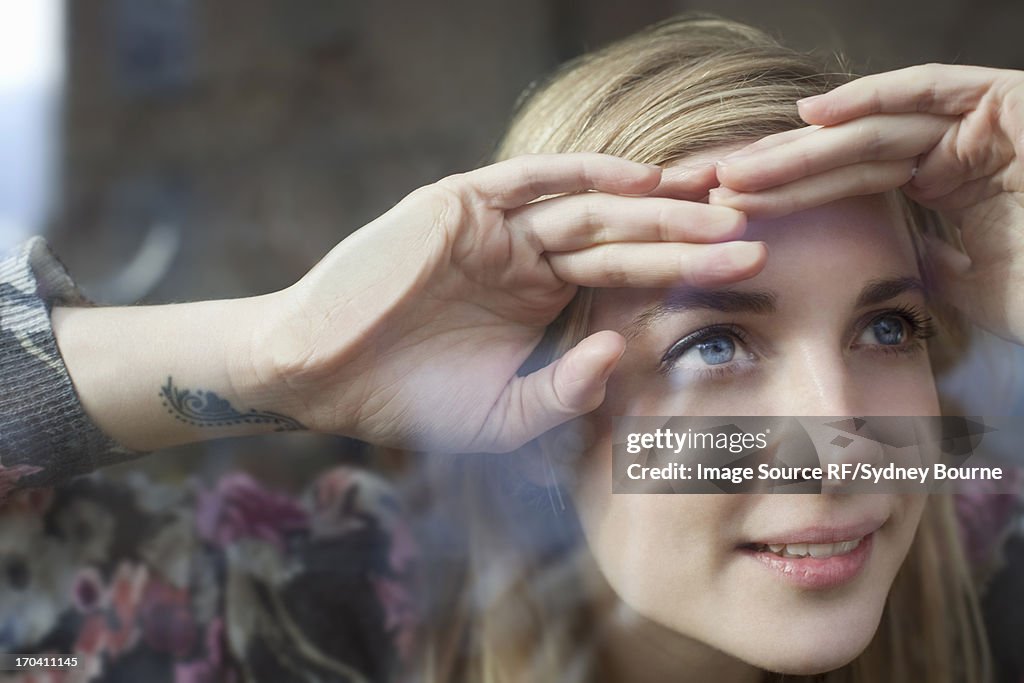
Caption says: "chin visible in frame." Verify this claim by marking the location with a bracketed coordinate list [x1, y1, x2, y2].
[723, 597, 887, 676]
[751, 639, 873, 676]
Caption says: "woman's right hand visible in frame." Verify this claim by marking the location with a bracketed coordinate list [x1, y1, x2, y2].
[254, 153, 764, 452]
[711, 64, 1024, 345]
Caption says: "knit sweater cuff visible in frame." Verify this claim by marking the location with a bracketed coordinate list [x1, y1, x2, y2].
[0, 237, 141, 496]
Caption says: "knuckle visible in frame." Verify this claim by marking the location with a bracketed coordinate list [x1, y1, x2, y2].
[508, 153, 546, 185]
[856, 121, 885, 159]
[412, 179, 470, 230]
[917, 65, 943, 110]
[430, 172, 467, 202]
[914, 63, 942, 84]
[656, 201, 677, 241]
[794, 148, 817, 179]
[502, 153, 540, 173]
[600, 249, 631, 287]
[578, 195, 603, 234]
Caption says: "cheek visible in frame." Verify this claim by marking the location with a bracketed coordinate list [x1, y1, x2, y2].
[596, 352, 743, 416]
[847, 354, 941, 415]
[571, 427, 743, 618]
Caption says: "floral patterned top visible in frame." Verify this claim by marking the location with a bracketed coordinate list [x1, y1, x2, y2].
[0, 239, 417, 682]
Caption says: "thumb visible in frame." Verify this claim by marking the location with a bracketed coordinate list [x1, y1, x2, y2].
[485, 330, 626, 452]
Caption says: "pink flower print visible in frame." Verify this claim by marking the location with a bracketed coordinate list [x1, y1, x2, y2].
[195, 473, 308, 551]
[0, 464, 42, 502]
[72, 562, 148, 661]
[70, 568, 105, 613]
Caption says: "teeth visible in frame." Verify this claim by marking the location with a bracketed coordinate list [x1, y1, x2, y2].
[837, 539, 861, 554]
[756, 537, 862, 559]
[784, 543, 808, 558]
[808, 543, 833, 558]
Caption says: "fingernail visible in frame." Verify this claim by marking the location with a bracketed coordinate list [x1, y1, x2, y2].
[727, 241, 766, 270]
[644, 163, 663, 172]
[665, 159, 714, 173]
[598, 353, 621, 383]
[707, 187, 741, 204]
[703, 205, 746, 235]
[797, 94, 823, 107]
[661, 164, 703, 179]
[706, 241, 766, 278]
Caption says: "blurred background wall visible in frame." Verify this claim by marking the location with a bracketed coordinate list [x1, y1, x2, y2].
[3, 0, 1024, 481]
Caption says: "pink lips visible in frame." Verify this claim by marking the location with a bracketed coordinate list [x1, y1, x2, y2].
[743, 534, 873, 589]
[739, 519, 883, 590]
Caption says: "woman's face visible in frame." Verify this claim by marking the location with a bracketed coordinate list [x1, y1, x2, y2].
[572, 193, 937, 674]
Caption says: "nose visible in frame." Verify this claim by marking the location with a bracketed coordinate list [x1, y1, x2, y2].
[772, 347, 863, 417]
[770, 349, 886, 493]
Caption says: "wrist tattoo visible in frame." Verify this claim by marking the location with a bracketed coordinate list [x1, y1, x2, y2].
[159, 376, 306, 431]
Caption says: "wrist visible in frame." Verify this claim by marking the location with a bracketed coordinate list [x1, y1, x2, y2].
[52, 294, 309, 452]
[245, 280, 377, 440]
[226, 289, 319, 432]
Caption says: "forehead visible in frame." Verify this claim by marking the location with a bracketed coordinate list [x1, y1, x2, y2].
[591, 194, 920, 329]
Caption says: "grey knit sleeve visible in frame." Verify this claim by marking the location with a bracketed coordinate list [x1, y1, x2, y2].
[0, 237, 141, 498]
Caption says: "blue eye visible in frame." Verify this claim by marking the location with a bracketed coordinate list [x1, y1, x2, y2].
[695, 335, 735, 365]
[856, 313, 912, 348]
[661, 325, 753, 376]
[870, 315, 905, 345]
[854, 306, 936, 352]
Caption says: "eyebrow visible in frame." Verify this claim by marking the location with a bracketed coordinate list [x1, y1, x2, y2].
[624, 275, 925, 341]
[625, 288, 777, 340]
[854, 276, 925, 308]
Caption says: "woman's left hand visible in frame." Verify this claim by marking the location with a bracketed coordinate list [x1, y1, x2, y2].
[710, 64, 1024, 344]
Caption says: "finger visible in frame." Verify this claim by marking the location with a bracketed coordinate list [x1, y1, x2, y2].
[796, 64, 1000, 125]
[546, 240, 767, 288]
[907, 173, 1005, 215]
[459, 153, 663, 210]
[716, 114, 950, 192]
[509, 193, 747, 252]
[484, 330, 625, 452]
[721, 125, 823, 158]
[647, 161, 721, 199]
[709, 159, 916, 218]
[907, 127, 1003, 204]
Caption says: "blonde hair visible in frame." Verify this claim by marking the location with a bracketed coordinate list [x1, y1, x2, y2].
[412, 15, 989, 683]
